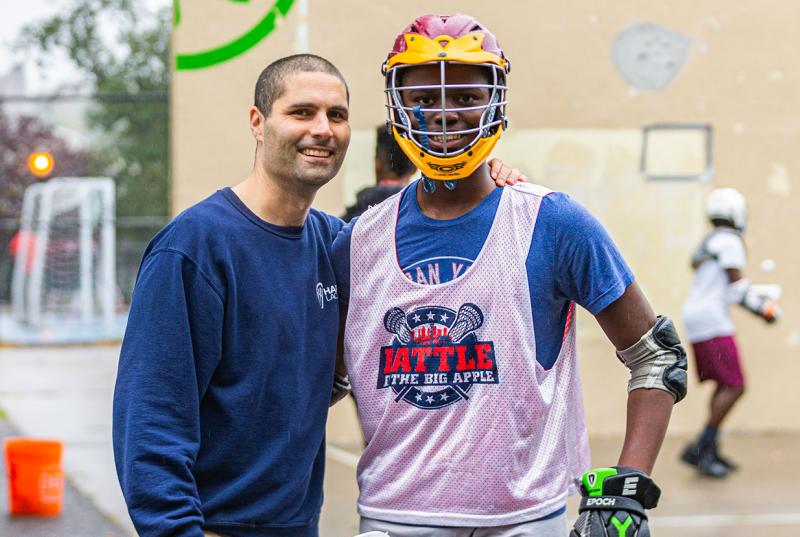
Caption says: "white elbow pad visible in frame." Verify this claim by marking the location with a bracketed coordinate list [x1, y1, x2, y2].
[616, 316, 688, 402]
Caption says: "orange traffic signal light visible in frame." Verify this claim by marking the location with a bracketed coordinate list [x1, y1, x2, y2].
[27, 151, 55, 178]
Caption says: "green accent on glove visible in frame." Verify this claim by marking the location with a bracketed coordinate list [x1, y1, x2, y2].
[582, 467, 618, 497]
[610, 514, 633, 536]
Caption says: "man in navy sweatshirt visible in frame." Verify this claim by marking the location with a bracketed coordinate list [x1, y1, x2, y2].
[112, 54, 350, 537]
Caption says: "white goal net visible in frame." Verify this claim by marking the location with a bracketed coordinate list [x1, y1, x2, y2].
[11, 177, 116, 328]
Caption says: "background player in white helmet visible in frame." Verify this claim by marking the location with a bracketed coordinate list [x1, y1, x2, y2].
[332, 13, 686, 537]
[680, 187, 782, 478]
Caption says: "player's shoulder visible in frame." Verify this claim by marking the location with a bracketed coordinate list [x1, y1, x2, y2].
[707, 227, 744, 251]
[505, 182, 558, 218]
[507, 185, 591, 222]
[525, 189, 615, 246]
[507, 182, 577, 210]
[508, 181, 554, 199]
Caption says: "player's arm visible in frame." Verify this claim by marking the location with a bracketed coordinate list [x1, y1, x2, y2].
[594, 282, 677, 474]
[113, 250, 223, 537]
[572, 283, 684, 537]
[549, 194, 686, 536]
[704, 231, 782, 323]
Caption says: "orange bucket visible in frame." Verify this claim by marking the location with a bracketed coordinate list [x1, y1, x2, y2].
[4, 438, 64, 516]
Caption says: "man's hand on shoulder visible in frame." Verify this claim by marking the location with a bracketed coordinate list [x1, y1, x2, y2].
[487, 157, 526, 186]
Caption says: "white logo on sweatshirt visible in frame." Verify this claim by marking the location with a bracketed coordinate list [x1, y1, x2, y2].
[316, 282, 338, 309]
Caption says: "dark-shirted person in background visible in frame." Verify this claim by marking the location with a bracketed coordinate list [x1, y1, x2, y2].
[342, 125, 416, 222]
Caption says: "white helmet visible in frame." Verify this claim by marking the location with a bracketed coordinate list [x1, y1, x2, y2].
[706, 187, 747, 230]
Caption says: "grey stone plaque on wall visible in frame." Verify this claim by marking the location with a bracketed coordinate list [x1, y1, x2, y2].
[612, 22, 691, 90]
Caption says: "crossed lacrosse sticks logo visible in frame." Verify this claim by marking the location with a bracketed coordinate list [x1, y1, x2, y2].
[378, 303, 498, 409]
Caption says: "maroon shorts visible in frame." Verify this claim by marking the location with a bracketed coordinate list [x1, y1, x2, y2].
[691, 335, 745, 388]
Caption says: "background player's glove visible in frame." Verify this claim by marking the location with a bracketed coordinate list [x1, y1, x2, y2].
[570, 466, 661, 537]
[755, 299, 781, 323]
[741, 284, 783, 324]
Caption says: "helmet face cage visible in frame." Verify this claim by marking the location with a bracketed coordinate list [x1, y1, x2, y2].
[385, 61, 508, 159]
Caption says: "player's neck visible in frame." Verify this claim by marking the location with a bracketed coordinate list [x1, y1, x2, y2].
[415, 164, 495, 220]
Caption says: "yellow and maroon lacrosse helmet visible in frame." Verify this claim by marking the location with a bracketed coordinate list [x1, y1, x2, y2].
[382, 14, 510, 181]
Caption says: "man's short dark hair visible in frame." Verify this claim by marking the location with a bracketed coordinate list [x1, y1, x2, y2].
[254, 54, 349, 116]
[376, 125, 415, 180]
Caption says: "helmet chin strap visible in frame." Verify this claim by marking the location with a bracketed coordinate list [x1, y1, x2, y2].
[412, 105, 457, 193]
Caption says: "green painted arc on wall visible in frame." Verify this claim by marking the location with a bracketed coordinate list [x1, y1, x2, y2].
[175, 0, 296, 70]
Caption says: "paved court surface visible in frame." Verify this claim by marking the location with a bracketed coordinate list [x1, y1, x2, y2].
[1, 344, 798, 536]
[323, 401, 800, 537]
[321, 400, 800, 537]
[0, 345, 133, 535]
[322, 432, 800, 537]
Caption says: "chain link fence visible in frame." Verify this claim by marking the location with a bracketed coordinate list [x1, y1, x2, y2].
[0, 216, 168, 306]
[0, 95, 169, 315]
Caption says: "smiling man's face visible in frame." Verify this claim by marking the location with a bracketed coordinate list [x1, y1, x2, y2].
[259, 71, 351, 190]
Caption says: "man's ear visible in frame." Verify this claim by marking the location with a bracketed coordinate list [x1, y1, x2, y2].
[249, 106, 264, 143]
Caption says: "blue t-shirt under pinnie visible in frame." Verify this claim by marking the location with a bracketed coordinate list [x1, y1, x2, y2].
[333, 181, 634, 369]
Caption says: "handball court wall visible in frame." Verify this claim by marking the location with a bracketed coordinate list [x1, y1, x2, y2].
[172, 0, 800, 434]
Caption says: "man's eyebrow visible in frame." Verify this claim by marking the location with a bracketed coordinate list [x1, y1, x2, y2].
[284, 102, 348, 112]
[329, 105, 349, 115]
[285, 102, 319, 109]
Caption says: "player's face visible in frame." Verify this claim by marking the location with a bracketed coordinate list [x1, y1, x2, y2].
[399, 63, 491, 153]
[260, 71, 350, 189]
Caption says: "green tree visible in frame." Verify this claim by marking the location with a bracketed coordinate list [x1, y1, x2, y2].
[0, 105, 91, 301]
[0, 108, 91, 221]
[16, 0, 171, 218]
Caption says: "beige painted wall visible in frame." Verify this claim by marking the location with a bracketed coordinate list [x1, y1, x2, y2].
[173, 1, 800, 433]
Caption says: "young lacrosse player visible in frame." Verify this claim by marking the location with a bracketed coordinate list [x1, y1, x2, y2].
[333, 13, 686, 537]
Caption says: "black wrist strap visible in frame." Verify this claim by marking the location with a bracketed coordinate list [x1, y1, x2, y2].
[579, 496, 647, 518]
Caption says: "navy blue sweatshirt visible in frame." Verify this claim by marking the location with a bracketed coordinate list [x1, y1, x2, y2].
[113, 188, 343, 537]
